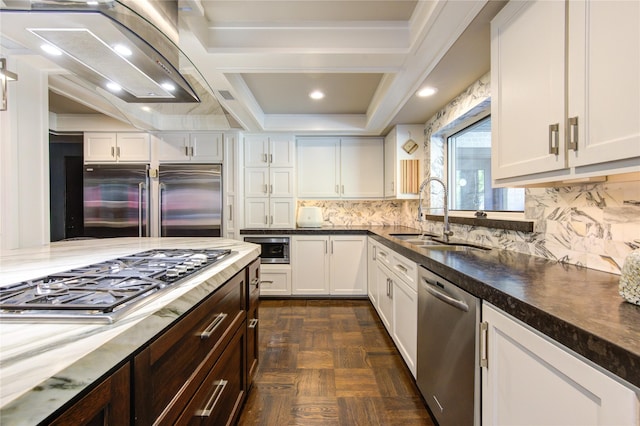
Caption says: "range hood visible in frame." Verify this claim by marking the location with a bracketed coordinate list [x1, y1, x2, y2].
[1, 0, 233, 130]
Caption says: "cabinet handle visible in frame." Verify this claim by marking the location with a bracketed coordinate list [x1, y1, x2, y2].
[265, 215, 268, 225]
[548, 123, 560, 155]
[331, 240, 334, 254]
[195, 379, 228, 417]
[264, 184, 268, 194]
[568, 116, 578, 151]
[189, 146, 194, 157]
[111, 146, 115, 158]
[324, 240, 328, 254]
[378, 250, 387, 258]
[270, 215, 273, 225]
[335, 184, 339, 194]
[228, 205, 233, 221]
[199, 313, 228, 339]
[270, 184, 273, 194]
[396, 264, 408, 274]
[250, 277, 259, 288]
[261, 280, 274, 285]
[185, 146, 189, 157]
[263, 153, 268, 163]
[341, 185, 345, 194]
[269, 153, 273, 163]
[372, 246, 377, 261]
[117, 147, 121, 157]
[249, 318, 259, 329]
[479, 322, 488, 368]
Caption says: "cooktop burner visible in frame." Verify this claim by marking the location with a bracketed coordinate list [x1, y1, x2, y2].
[0, 248, 233, 323]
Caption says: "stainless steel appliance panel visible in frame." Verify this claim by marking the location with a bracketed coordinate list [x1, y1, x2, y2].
[83, 164, 149, 237]
[243, 237, 290, 264]
[417, 266, 480, 426]
[159, 164, 222, 237]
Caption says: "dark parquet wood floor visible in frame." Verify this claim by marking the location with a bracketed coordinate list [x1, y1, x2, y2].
[238, 299, 435, 426]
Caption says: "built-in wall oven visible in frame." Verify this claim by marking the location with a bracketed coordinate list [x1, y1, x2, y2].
[243, 236, 290, 264]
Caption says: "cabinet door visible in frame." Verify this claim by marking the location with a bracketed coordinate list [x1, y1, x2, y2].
[245, 168, 270, 197]
[157, 133, 189, 162]
[270, 168, 295, 197]
[244, 198, 269, 228]
[116, 133, 150, 162]
[260, 264, 292, 296]
[482, 303, 639, 425]
[392, 279, 417, 377]
[384, 132, 396, 197]
[191, 132, 223, 162]
[567, 1, 640, 169]
[297, 137, 340, 198]
[269, 135, 295, 167]
[50, 363, 130, 426]
[292, 236, 330, 295]
[330, 235, 367, 295]
[270, 198, 295, 228]
[84, 133, 116, 162]
[367, 240, 379, 306]
[244, 135, 269, 167]
[491, 1, 566, 180]
[376, 262, 393, 331]
[340, 137, 384, 198]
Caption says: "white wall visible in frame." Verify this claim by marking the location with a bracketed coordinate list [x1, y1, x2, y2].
[0, 57, 50, 249]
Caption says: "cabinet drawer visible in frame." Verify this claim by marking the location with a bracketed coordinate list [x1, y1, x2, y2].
[375, 244, 393, 269]
[177, 326, 246, 425]
[391, 252, 417, 292]
[134, 271, 246, 424]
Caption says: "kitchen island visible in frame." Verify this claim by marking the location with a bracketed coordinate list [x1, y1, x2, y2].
[0, 237, 260, 425]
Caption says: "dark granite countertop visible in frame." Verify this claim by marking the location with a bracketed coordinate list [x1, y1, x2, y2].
[241, 225, 640, 389]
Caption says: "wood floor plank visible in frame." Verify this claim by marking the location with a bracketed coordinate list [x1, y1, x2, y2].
[237, 299, 434, 425]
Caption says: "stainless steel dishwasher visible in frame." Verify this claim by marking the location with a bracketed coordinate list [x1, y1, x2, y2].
[417, 266, 480, 426]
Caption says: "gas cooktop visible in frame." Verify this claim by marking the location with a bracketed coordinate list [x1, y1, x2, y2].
[0, 248, 233, 323]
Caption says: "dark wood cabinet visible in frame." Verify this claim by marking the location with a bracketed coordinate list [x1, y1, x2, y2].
[46, 258, 259, 426]
[246, 258, 260, 388]
[49, 363, 130, 426]
[134, 269, 246, 425]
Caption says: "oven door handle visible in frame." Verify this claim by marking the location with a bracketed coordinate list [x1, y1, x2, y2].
[423, 279, 469, 312]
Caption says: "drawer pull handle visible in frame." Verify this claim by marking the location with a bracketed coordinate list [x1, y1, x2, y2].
[250, 278, 259, 288]
[379, 251, 387, 258]
[261, 280, 274, 285]
[548, 123, 560, 155]
[249, 318, 259, 329]
[199, 313, 228, 339]
[196, 379, 228, 417]
[396, 264, 408, 273]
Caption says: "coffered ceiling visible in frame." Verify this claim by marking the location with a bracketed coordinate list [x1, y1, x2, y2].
[176, 0, 507, 135]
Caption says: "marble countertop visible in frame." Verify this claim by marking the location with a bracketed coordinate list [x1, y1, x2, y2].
[241, 225, 640, 390]
[0, 237, 260, 425]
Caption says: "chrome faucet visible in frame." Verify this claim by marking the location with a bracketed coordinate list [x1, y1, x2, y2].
[417, 176, 453, 243]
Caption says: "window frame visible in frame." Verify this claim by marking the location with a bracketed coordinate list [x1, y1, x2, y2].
[441, 110, 525, 220]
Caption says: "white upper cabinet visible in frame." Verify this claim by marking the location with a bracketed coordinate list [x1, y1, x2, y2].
[297, 137, 384, 198]
[384, 125, 424, 199]
[84, 132, 150, 163]
[491, 0, 640, 185]
[244, 134, 295, 168]
[155, 132, 223, 163]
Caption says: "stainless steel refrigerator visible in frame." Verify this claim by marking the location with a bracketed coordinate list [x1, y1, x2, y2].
[83, 164, 150, 237]
[159, 164, 222, 237]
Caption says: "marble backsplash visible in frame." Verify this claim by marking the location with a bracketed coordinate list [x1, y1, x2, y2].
[298, 180, 640, 275]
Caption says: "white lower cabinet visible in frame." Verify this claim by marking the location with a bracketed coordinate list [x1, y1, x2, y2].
[259, 264, 291, 296]
[482, 303, 639, 425]
[291, 235, 367, 296]
[369, 238, 417, 377]
[367, 240, 379, 307]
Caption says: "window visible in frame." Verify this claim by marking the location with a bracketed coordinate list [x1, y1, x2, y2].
[447, 116, 524, 212]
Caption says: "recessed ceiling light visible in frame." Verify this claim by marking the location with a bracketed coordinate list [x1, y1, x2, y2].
[161, 82, 176, 91]
[41, 44, 62, 56]
[417, 86, 438, 97]
[309, 90, 325, 100]
[113, 44, 132, 57]
[86, 1, 99, 5]
[106, 82, 122, 92]
[141, 106, 151, 112]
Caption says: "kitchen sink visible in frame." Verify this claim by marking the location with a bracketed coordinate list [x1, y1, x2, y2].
[389, 233, 489, 251]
